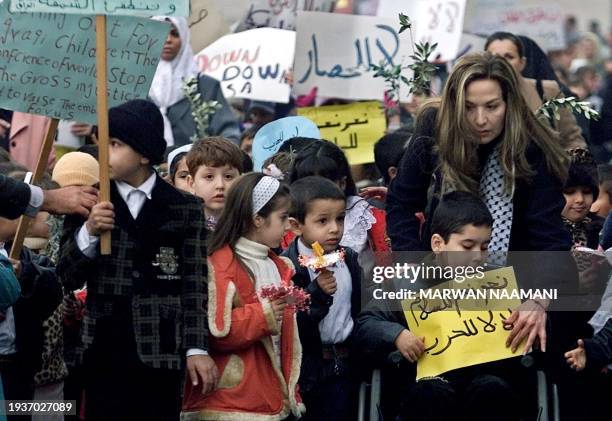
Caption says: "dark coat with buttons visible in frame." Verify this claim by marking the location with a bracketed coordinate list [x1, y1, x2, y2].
[57, 175, 208, 370]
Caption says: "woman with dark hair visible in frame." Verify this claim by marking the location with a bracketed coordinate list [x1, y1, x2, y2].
[485, 32, 587, 149]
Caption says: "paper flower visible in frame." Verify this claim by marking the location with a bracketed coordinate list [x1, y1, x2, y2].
[298, 241, 345, 271]
[259, 285, 311, 312]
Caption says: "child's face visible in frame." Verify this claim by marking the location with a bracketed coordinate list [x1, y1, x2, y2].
[108, 138, 149, 183]
[172, 156, 190, 192]
[240, 136, 253, 157]
[290, 199, 346, 253]
[590, 185, 611, 218]
[189, 164, 240, 216]
[253, 201, 291, 249]
[431, 224, 491, 268]
[562, 186, 593, 222]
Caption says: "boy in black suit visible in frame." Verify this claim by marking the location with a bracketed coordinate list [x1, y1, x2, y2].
[58, 100, 215, 421]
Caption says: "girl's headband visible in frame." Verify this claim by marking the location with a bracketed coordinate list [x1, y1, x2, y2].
[252, 176, 280, 215]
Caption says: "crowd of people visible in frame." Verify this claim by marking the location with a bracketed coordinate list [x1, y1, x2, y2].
[0, 12, 611, 421]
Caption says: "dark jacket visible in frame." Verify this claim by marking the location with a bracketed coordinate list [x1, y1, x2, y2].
[166, 74, 240, 146]
[0, 173, 30, 220]
[585, 318, 612, 369]
[386, 108, 577, 293]
[7, 246, 62, 378]
[282, 238, 362, 392]
[57, 175, 208, 370]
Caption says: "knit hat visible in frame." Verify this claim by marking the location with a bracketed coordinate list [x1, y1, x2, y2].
[52, 152, 99, 187]
[565, 148, 599, 198]
[109, 99, 166, 165]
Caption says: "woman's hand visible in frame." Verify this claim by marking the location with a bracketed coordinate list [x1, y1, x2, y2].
[503, 299, 547, 354]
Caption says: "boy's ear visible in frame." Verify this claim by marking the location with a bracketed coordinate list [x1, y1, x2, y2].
[288, 217, 303, 236]
[431, 233, 445, 254]
[339, 176, 347, 192]
[388, 166, 398, 180]
[187, 174, 195, 191]
[140, 156, 150, 166]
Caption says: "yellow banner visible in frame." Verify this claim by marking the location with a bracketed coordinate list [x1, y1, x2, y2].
[402, 267, 523, 380]
[297, 101, 386, 165]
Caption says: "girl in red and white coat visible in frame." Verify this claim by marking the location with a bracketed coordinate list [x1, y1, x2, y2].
[182, 173, 305, 420]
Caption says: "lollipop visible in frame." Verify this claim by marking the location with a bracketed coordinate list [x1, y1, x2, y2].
[298, 241, 345, 271]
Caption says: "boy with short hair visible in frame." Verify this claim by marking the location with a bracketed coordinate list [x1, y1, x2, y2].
[354, 191, 531, 421]
[282, 176, 362, 421]
[58, 99, 214, 421]
[185, 136, 243, 230]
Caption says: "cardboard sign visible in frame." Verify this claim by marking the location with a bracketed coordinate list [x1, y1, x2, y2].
[402, 267, 523, 380]
[189, 0, 231, 53]
[293, 11, 412, 101]
[0, 3, 168, 123]
[298, 101, 385, 165]
[237, 0, 335, 31]
[378, 0, 466, 62]
[252, 116, 320, 171]
[466, 0, 565, 51]
[195, 28, 295, 103]
[9, 0, 188, 16]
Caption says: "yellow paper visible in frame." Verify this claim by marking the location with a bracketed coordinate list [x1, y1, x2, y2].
[401, 267, 523, 380]
[297, 101, 386, 165]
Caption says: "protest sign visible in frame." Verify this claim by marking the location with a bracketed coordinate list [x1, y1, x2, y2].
[9, 0, 188, 16]
[378, 0, 466, 62]
[466, 0, 565, 51]
[195, 28, 295, 103]
[298, 101, 385, 165]
[189, 0, 230, 53]
[293, 12, 411, 101]
[402, 267, 523, 380]
[237, 0, 335, 31]
[0, 3, 168, 124]
[252, 116, 320, 171]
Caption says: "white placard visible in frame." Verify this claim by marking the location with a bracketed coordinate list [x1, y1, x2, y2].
[195, 28, 295, 103]
[238, 0, 335, 31]
[293, 11, 412, 101]
[378, 0, 466, 62]
[413, 0, 466, 62]
[467, 0, 565, 51]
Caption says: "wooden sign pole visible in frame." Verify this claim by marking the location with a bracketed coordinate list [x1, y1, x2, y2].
[9, 118, 59, 260]
[95, 15, 111, 255]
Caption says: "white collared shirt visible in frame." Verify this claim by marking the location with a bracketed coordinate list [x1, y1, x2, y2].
[74, 173, 207, 357]
[297, 238, 354, 344]
[76, 172, 157, 257]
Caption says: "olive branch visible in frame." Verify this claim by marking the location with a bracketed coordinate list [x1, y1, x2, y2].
[181, 77, 222, 141]
[536, 96, 600, 122]
[371, 13, 438, 107]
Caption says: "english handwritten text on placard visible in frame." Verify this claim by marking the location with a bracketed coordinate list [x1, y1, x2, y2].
[9, 0, 188, 17]
[195, 28, 295, 103]
[0, 3, 168, 123]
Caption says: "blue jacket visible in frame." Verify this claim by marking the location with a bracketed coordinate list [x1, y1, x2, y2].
[0, 254, 20, 310]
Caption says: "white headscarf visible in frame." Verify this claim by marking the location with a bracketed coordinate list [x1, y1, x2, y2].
[149, 17, 199, 146]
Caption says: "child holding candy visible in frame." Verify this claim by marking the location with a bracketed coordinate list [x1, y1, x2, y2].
[181, 173, 305, 420]
[283, 176, 362, 421]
